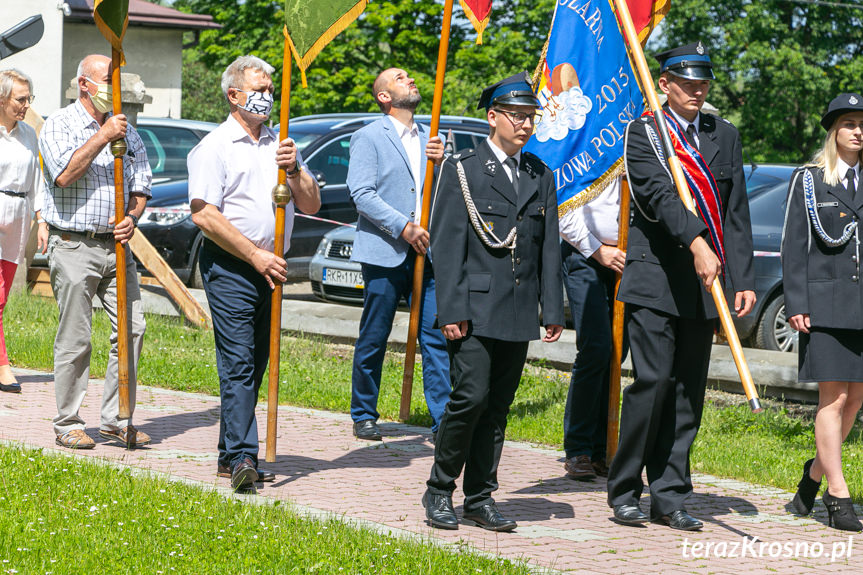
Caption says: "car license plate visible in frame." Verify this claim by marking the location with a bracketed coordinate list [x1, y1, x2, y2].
[322, 268, 364, 288]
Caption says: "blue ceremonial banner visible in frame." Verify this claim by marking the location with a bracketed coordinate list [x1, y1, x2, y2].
[524, 0, 645, 224]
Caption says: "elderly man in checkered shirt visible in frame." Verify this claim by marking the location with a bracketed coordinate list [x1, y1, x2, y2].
[36, 54, 152, 450]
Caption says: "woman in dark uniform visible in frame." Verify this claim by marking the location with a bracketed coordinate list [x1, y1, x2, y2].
[783, 93, 863, 532]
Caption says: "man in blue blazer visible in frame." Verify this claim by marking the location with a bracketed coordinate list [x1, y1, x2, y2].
[347, 67, 449, 441]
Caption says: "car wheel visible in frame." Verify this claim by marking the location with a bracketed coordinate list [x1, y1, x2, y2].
[754, 294, 798, 352]
[187, 242, 204, 289]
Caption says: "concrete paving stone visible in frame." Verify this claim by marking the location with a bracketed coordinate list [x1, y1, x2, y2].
[2, 366, 862, 573]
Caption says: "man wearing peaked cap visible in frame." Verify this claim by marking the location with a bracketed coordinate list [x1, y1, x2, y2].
[606, 42, 756, 531]
[654, 41, 715, 81]
[476, 71, 542, 110]
[422, 72, 564, 532]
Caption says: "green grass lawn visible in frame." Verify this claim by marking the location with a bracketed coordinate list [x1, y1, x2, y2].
[0, 445, 530, 575]
[6, 291, 863, 502]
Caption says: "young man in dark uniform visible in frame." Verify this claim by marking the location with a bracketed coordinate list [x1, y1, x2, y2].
[606, 42, 756, 530]
[422, 73, 565, 532]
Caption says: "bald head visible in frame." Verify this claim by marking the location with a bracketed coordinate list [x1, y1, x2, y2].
[373, 68, 398, 111]
[76, 54, 111, 97]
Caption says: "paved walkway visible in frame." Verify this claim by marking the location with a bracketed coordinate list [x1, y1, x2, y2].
[1, 368, 860, 574]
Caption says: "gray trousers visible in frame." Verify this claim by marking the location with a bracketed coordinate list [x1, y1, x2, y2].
[48, 233, 146, 436]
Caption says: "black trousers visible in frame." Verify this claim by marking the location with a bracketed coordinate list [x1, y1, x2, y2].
[199, 240, 271, 470]
[426, 334, 529, 511]
[606, 304, 713, 517]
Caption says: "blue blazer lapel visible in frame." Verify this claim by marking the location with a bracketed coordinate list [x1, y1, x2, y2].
[381, 118, 412, 175]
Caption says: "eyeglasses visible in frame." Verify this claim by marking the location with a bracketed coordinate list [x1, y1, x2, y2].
[494, 108, 540, 126]
[11, 95, 34, 105]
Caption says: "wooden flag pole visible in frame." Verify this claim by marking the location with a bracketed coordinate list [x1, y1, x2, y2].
[606, 178, 630, 460]
[110, 48, 133, 428]
[613, 0, 762, 412]
[265, 36, 294, 463]
[399, 0, 455, 421]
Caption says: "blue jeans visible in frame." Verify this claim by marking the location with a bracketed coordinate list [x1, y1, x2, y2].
[351, 255, 450, 431]
[561, 242, 625, 460]
[200, 241, 271, 470]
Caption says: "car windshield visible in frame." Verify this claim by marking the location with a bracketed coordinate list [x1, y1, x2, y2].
[289, 129, 321, 153]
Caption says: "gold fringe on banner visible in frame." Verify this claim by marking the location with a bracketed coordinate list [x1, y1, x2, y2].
[557, 159, 625, 218]
[459, 0, 490, 44]
[283, 0, 367, 88]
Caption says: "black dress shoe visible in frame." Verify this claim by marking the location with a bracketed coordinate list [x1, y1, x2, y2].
[656, 510, 703, 531]
[218, 463, 274, 482]
[353, 420, 382, 441]
[462, 503, 517, 532]
[231, 458, 259, 490]
[612, 504, 649, 525]
[422, 490, 458, 529]
[0, 382, 21, 393]
[791, 458, 821, 516]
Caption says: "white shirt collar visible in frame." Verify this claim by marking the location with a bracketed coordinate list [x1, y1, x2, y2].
[837, 157, 860, 182]
[669, 108, 700, 134]
[224, 113, 275, 143]
[388, 114, 418, 137]
[485, 137, 521, 166]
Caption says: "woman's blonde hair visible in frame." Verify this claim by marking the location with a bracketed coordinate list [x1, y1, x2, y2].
[0, 68, 32, 102]
[811, 114, 863, 186]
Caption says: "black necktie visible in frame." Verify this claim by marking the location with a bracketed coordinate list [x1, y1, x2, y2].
[847, 168, 858, 203]
[505, 156, 519, 196]
[686, 124, 699, 150]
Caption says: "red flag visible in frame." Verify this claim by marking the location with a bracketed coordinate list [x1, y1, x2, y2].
[627, 0, 669, 43]
[460, 0, 492, 44]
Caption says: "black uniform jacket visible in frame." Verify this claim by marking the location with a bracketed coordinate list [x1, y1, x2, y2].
[430, 140, 565, 342]
[782, 166, 863, 329]
[618, 109, 755, 319]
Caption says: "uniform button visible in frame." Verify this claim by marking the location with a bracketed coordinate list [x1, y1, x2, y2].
[515, 278, 520, 285]
[854, 275, 859, 282]
[517, 215, 523, 221]
[411, 188, 415, 192]
[487, 205, 493, 210]
[641, 253, 646, 258]
[410, 211, 415, 217]
[516, 257, 521, 264]
[853, 255, 858, 262]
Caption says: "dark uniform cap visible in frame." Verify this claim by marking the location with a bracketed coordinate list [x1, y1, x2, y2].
[477, 71, 540, 111]
[820, 93, 863, 130]
[655, 42, 715, 81]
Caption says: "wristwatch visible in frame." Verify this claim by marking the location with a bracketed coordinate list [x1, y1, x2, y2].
[127, 213, 139, 227]
[286, 163, 301, 177]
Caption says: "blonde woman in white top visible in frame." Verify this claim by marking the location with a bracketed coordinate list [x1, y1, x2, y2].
[0, 69, 44, 393]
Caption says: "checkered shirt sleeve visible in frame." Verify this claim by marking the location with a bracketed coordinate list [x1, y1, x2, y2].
[38, 102, 152, 233]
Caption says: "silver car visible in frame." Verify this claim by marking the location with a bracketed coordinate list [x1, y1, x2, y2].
[309, 224, 364, 304]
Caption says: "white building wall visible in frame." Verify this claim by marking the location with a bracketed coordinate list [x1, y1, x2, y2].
[0, 0, 67, 115]
[62, 24, 183, 118]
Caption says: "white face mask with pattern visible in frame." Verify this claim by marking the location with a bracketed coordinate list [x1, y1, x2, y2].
[237, 90, 273, 118]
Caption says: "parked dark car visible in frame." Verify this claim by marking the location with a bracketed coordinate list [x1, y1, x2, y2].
[731, 164, 797, 352]
[138, 113, 489, 285]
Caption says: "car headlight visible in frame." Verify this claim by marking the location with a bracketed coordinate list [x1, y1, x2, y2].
[141, 203, 191, 226]
[315, 237, 329, 256]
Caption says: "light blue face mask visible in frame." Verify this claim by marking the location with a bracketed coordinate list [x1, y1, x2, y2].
[238, 90, 274, 117]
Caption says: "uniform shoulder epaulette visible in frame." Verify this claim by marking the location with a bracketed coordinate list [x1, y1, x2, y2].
[523, 151, 550, 171]
[450, 148, 476, 161]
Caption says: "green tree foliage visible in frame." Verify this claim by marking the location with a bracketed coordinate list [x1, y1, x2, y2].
[172, 0, 554, 123]
[653, 0, 863, 163]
